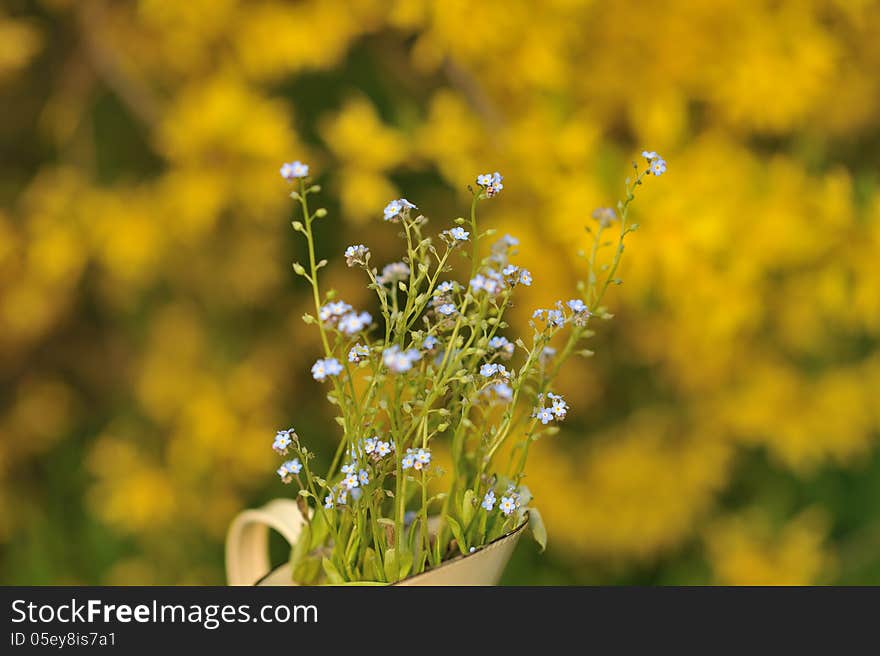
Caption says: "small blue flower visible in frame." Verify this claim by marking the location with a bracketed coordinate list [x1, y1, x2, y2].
[548, 392, 569, 419]
[324, 494, 334, 509]
[382, 345, 422, 373]
[378, 261, 411, 285]
[480, 363, 499, 377]
[311, 357, 343, 381]
[492, 383, 513, 402]
[567, 299, 588, 314]
[342, 473, 359, 490]
[341, 462, 355, 475]
[641, 150, 658, 161]
[488, 336, 510, 350]
[437, 303, 457, 316]
[470, 272, 503, 295]
[348, 343, 370, 363]
[649, 158, 667, 176]
[277, 459, 300, 484]
[358, 469, 370, 486]
[363, 437, 378, 454]
[488, 337, 515, 360]
[383, 198, 417, 222]
[500, 264, 532, 287]
[344, 244, 370, 267]
[535, 408, 554, 424]
[482, 490, 496, 511]
[423, 335, 438, 350]
[533, 392, 568, 424]
[435, 281, 456, 295]
[280, 161, 309, 180]
[319, 300, 353, 324]
[273, 429, 294, 455]
[499, 496, 516, 516]
[532, 307, 564, 326]
[414, 447, 431, 470]
[592, 207, 617, 227]
[402, 447, 431, 471]
[476, 171, 504, 197]
[375, 440, 393, 458]
[338, 311, 372, 335]
[448, 227, 469, 241]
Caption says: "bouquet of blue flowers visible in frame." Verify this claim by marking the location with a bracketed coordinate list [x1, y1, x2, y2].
[273, 153, 666, 583]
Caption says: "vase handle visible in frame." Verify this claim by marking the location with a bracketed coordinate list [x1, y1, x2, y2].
[225, 498, 304, 585]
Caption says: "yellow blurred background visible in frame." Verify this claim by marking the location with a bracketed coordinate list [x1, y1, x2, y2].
[1, 0, 879, 585]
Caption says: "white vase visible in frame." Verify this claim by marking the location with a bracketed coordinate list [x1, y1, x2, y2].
[226, 498, 525, 586]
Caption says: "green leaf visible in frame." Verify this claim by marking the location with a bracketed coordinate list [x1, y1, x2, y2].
[528, 508, 547, 552]
[383, 548, 399, 582]
[446, 516, 468, 555]
[363, 548, 384, 583]
[461, 490, 475, 529]
[345, 532, 361, 565]
[322, 557, 345, 584]
[310, 512, 329, 548]
[293, 555, 321, 584]
[289, 523, 311, 573]
[399, 549, 414, 579]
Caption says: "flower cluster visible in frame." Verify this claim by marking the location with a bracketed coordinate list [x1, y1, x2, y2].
[344, 244, 370, 267]
[642, 150, 667, 176]
[476, 171, 504, 197]
[311, 357, 342, 381]
[273, 155, 662, 583]
[533, 392, 569, 424]
[402, 447, 432, 471]
[378, 261, 410, 285]
[280, 161, 309, 180]
[383, 198, 416, 222]
[383, 345, 422, 373]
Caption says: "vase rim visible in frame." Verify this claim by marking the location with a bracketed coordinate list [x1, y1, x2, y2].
[390, 517, 529, 586]
[255, 517, 529, 586]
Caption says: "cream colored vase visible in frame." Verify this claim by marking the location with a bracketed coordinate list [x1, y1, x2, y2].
[226, 498, 525, 586]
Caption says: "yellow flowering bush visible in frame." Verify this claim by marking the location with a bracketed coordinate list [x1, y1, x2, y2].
[1, 0, 878, 584]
